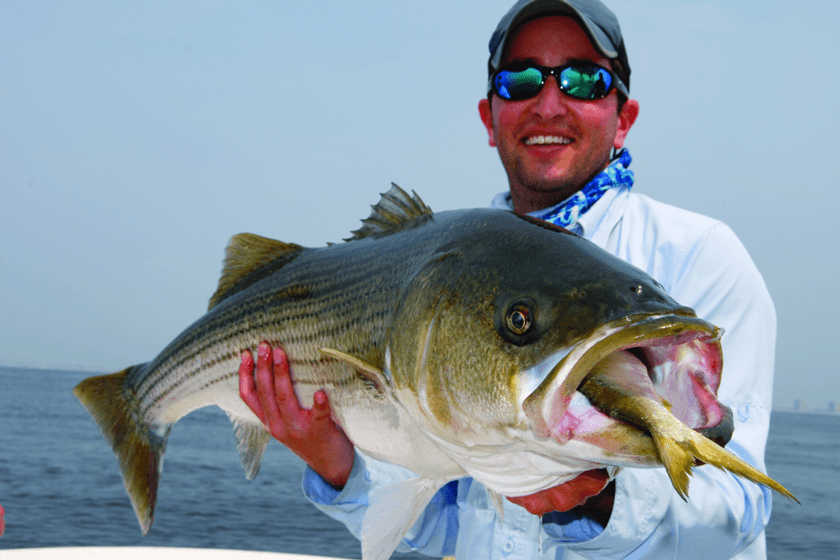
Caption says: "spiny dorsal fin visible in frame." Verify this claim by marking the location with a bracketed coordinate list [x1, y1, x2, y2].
[209, 233, 304, 310]
[346, 183, 433, 241]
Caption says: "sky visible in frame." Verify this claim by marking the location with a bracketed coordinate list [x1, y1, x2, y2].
[1, 0, 838, 410]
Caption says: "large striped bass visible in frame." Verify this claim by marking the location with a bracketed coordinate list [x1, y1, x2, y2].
[75, 185, 795, 560]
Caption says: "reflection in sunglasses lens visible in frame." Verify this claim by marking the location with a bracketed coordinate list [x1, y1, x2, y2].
[495, 65, 613, 101]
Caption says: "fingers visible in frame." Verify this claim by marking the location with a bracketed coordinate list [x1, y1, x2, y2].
[254, 343, 288, 441]
[550, 469, 609, 512]
[242, 341, 312, 443]
[507, 469, 611, 516]
[239, 349, 264, 422]
[236, 341, 354, 488]
[575, 469, 610, 494]
[563, 469, 610, 509]
[271, 346, 306, 436]
[507, 492, 552, 516]
[309, 390, 334, 428]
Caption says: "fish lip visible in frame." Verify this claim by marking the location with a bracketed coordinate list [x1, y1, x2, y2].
[522, 313, 723, 440]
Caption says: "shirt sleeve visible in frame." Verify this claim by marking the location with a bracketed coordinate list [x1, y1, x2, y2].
[302, 449, 460, 556]
[544, 222, 777, 559]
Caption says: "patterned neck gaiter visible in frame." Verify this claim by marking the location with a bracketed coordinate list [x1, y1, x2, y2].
[530, 149, 634, 228]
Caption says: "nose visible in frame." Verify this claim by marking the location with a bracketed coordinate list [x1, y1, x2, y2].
[531, 75, 569, 118]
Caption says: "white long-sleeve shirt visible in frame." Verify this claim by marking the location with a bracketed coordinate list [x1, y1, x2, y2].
[303, 186, 777, 559]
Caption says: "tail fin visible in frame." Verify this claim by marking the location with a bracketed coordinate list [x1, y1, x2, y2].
[680, 426, 799, 503]
[651, 431, 694, 501]
[73, 366, 170, 534]
[650, 405, 799, 504]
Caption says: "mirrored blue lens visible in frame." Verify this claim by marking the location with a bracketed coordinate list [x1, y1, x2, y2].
[494, 68, 544, 100]
[494, 65, 614, 101]
[559, 67, 612, 99]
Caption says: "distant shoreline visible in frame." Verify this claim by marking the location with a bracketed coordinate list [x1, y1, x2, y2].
[771, 408, 840, 416]
[0, 363, 110, 374]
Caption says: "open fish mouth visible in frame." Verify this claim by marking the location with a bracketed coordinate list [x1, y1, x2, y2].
[523, 313, 728, 448]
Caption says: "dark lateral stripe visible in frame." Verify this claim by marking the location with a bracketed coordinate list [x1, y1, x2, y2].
[135, 254, 402, 386]
[134, 295, 395, 413]
[127, 215, 458, 420]
[133, 275, 409, 417]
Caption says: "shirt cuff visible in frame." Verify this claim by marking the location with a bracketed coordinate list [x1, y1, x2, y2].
[302, 449, 370, 507]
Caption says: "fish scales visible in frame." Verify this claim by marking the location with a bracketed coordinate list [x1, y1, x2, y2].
[135, 231, 437, 423]
[75, 185, 795, 560]
[126, 208, 482, 456]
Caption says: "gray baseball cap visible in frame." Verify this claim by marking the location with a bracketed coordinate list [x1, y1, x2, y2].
[487, 0, 630, 97]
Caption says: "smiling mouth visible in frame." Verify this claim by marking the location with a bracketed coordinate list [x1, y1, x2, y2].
[524, 135, 573, 146]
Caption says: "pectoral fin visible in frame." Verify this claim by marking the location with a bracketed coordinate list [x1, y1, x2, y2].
[487, 488, 505, 521]
[319, 348, 393, 398]
[361, 477, 443, 560]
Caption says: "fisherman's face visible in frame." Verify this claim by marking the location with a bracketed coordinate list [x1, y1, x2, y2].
[479, 16, 639, 214]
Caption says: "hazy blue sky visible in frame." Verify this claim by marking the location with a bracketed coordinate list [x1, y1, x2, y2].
[2, 1, 838, 409]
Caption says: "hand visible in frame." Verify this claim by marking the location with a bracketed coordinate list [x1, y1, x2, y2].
[507, 469, 614, 525]
[239, 342, 355, 489]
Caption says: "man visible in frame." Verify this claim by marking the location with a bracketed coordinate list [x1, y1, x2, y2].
[240, 1, 777, 557]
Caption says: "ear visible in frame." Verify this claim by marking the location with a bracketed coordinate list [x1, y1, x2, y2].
[478, 98, 497, 148]
[613, 99, 640, 151]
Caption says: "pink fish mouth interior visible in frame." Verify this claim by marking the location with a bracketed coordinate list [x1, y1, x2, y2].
[523, 314, 730, 445]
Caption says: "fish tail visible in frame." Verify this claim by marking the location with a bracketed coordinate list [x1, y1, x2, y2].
[682, 428, 799, 503]
[73, 366, 169, 534]
[650, 430, 694, 501]
[649, 408, 799, 503]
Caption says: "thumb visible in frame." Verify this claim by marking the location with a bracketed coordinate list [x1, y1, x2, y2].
[310, 390, 333, 425]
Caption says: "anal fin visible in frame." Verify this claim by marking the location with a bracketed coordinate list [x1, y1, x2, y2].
[226, 413, 271, 480]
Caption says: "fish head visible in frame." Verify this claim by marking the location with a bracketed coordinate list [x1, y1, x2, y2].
[387, 210, 729, 478]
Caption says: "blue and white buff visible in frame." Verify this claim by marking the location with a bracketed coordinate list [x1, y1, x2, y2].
[529, 149, 634, 228]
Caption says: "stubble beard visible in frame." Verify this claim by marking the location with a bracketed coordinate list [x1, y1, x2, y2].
[508, 155, 607, 213]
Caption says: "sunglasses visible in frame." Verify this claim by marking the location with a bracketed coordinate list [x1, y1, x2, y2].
[493, 63, 626, 101]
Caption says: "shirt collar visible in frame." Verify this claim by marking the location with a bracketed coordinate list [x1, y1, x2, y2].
[489, 149, 634, 235]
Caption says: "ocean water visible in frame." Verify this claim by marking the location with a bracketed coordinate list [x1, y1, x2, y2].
[0, 367, 837, 558]
[764, 410, 840, 558]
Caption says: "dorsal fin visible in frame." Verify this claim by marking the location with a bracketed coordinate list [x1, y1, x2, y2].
[346, 183, 433, 241]
[208, 233, 304, 310]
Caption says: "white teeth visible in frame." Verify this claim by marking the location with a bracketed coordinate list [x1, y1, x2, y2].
[525, 135, 572, 146]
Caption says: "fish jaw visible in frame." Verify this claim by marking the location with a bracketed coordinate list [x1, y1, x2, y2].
[521, 313, 727, 461]
[420, 425, 622, 496]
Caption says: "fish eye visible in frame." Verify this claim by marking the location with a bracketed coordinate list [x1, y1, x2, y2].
[506, 303, 534, 335]
[496, 297, 538, 345]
